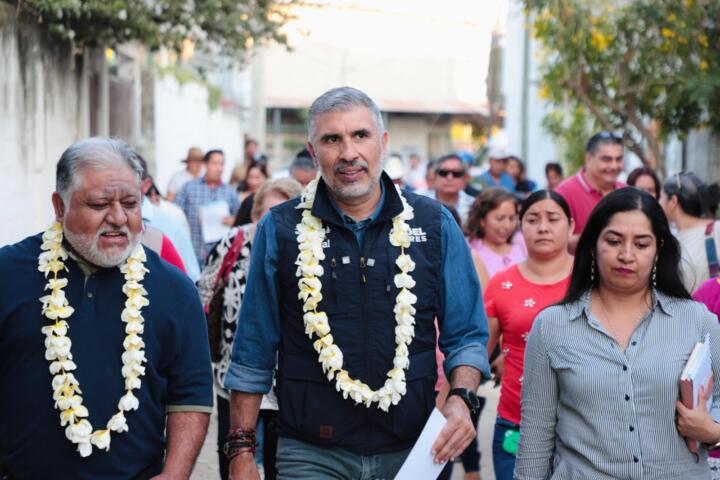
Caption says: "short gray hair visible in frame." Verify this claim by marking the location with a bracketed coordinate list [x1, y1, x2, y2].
[307, 87, 385, 144]
[56, 137, 143, 203]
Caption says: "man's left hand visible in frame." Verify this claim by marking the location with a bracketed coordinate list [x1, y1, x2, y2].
[431, 395, 476, 464]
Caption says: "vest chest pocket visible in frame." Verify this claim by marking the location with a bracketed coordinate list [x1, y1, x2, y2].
[320, 252, 397, 314]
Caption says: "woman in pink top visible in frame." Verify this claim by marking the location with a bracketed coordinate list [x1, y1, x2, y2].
[692, 277, 720, 480]
[466, 188, 528, 278]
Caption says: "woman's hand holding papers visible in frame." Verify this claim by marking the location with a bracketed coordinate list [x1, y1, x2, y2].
[677, 378, 720, 444]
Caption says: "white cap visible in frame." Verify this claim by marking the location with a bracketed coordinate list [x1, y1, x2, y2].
[488, 147, 508, 159]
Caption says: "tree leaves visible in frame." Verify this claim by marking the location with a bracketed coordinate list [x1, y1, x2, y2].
[14, 0, 293, 62]
[526, 0, 720, 169]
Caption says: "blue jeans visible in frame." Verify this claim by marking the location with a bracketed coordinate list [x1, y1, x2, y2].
[276, 437, 410, 479]
[492, 416, 519, 480]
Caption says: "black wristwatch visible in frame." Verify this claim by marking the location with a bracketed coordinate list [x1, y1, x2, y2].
[447, 388, 481, 416]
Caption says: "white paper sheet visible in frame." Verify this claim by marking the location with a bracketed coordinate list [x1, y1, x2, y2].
[198, 200, 230, 243]
[690, 334, 713, 410]
[394, 408, 448, 480]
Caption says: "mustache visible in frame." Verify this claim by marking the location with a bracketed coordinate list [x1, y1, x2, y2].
[97, 226, 130, 237]
[334, 160, 369, 173]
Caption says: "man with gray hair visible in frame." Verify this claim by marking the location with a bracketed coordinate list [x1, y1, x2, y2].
[0, 137, 213, 478]
[225, 87, 490, 478]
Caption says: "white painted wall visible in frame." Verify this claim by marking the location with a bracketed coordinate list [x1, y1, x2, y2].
[258, 0, 501, 112]
[0, 4, 90, 246]
[501, 0, 559, 187]
[153, 75, 245, 194]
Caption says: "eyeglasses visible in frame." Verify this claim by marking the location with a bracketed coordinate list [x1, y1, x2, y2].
[436, 169, 465, 178]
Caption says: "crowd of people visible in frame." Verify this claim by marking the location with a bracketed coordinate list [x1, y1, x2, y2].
[2, 86, 720, 480]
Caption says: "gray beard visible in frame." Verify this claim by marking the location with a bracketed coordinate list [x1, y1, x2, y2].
[63, 224, 141, 268]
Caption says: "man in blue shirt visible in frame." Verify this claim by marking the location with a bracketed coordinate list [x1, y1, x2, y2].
[225, 87, 490, 479]
[174, 149, 240, 265]
[0, 137, 213, 479]
[135, 153, 200, 281]
[476, 149, 516, 192]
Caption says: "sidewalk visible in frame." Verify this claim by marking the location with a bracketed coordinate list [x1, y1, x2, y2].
[192, 383, 500, 480]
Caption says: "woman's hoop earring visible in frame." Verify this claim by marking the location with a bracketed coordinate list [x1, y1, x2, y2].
[591, 257, 596, 284]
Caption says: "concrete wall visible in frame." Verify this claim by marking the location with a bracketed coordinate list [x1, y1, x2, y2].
[152, 75, 245, 194]
[0, 4, 92, 246]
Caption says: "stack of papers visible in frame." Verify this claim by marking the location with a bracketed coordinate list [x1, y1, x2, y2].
[679, 333, 713, 452]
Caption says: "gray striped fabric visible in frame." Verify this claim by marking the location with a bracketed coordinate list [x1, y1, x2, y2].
[515, 289, 720, 480]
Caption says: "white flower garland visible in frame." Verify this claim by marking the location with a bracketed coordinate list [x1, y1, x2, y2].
[38, 223, 149, 457]
[295, 177, 417, 412]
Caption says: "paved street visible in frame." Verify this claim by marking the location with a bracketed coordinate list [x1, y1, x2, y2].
[192, 383, 500, 480]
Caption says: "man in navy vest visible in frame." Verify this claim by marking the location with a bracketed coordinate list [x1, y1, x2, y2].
[225, 87, 490, 479]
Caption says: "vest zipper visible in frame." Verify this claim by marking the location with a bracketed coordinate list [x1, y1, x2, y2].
[359, 238, 371, 450]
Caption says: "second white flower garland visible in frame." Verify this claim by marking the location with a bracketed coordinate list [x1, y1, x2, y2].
[38, 223, 149, 457]
[295, 177, 417, 411]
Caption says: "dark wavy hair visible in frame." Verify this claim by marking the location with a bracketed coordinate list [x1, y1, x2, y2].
[519, 189, 571, 223]
[561, 187, 690, 304]
[464, 188, 518, 242]
[627, 166, 661, 200]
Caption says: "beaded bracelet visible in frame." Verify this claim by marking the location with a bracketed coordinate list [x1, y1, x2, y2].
[224, 427, 257, 460]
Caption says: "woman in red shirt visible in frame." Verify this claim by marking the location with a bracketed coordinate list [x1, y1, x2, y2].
[483, 190, 574, 479]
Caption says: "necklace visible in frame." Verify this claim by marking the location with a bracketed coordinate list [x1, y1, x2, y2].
[38, 223, 149, 457]
[294, 177, 417, 412]
[596, 290, 649, 347]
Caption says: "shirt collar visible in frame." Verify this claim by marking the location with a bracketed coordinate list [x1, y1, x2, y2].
[64, 245, 95, 277]
[310, 172, 402, 227]
[328, 181, 386, 228]
[567, 288, 674, 322]
[576, 169, 595, 194]
[200, 176, 222, 188]
[577, 168, 623, 194]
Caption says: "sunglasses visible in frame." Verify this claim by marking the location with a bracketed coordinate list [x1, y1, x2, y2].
[596, 130, 622, 140]
[436, 169, 465, 178]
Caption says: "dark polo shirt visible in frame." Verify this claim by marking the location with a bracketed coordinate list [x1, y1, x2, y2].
[0, 233, 213, 479]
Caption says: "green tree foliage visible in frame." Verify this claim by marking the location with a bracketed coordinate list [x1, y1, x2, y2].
[527, 0, 720, 170]
[10, 0, 292, 60]
[542, 105, 594, 174]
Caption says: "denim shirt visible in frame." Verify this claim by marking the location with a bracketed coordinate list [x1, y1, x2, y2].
[224, 188, 491, 394]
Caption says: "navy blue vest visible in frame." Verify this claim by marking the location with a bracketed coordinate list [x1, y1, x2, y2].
[272, 174, 442, 455]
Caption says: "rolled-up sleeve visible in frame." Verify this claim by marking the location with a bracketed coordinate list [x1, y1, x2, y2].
[437, 206, 491, 380]
[515, 315, 557, 479]
[224, 214, 281, 393]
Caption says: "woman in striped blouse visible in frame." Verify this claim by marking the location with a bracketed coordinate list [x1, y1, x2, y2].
[516, 187, 720, 480]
